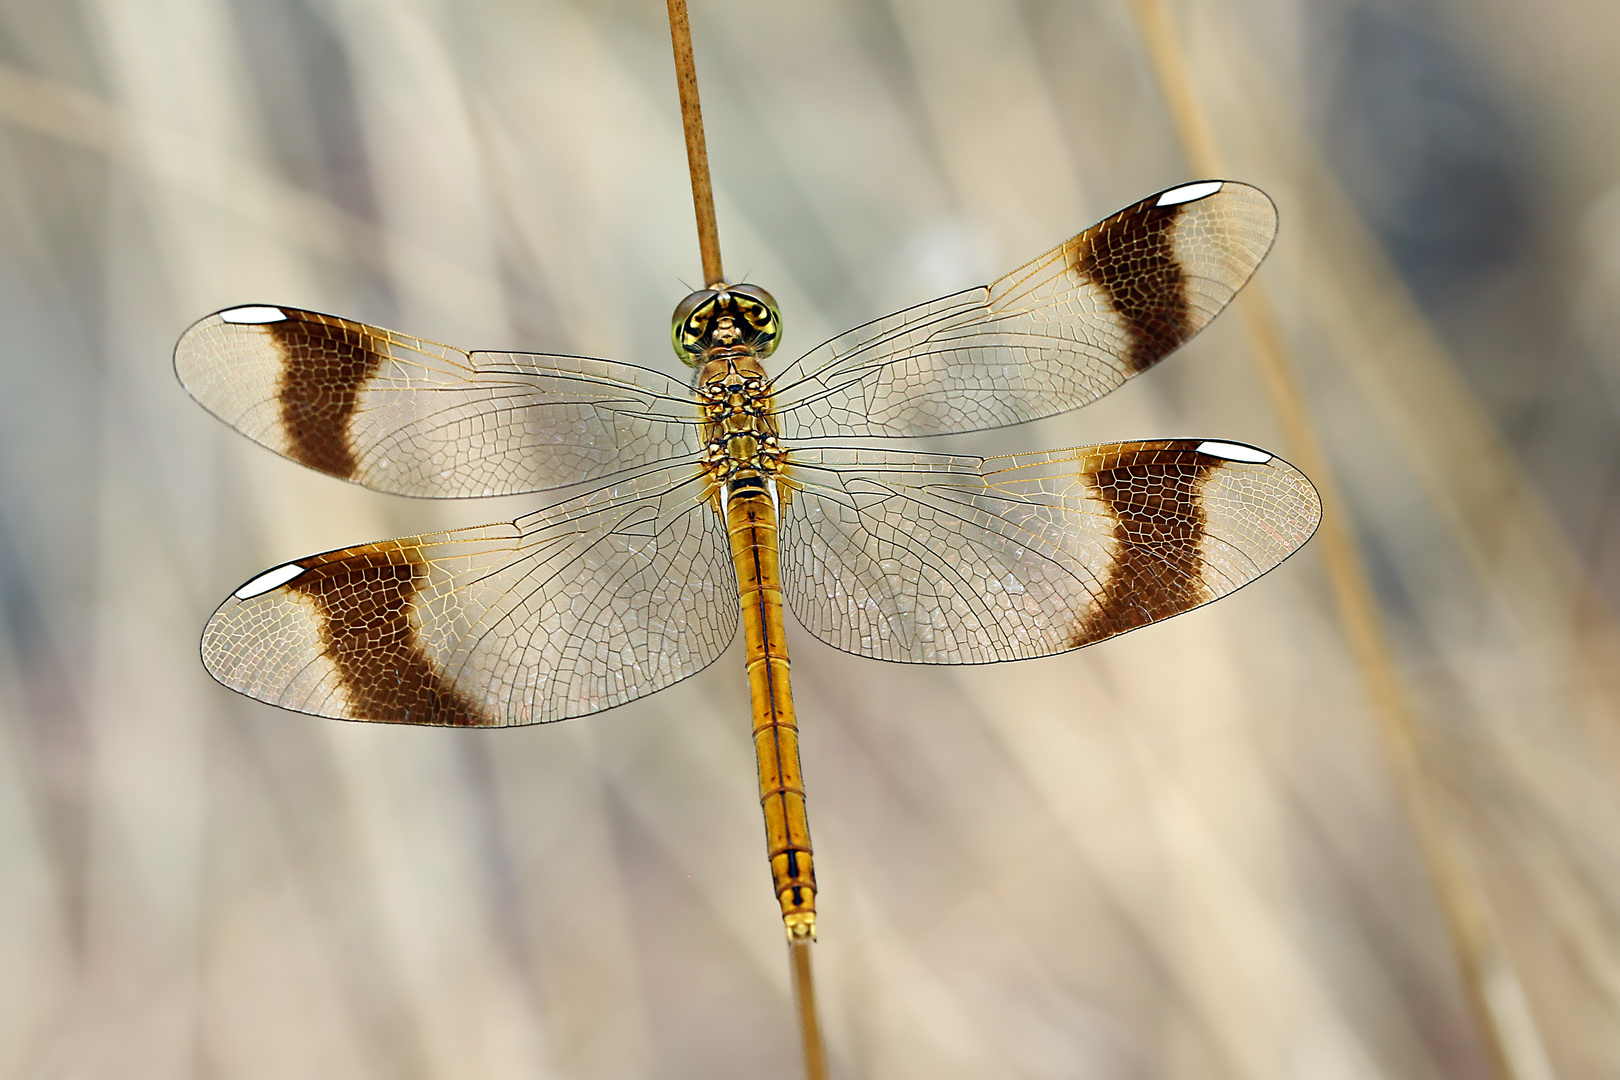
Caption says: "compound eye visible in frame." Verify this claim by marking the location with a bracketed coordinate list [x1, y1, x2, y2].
[673, 288, 719, 326]
[670, 289, 720, 362]
[726, 283, 783, 357]
[729, 283, 779, 312]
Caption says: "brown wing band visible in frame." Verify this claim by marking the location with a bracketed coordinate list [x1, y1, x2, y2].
[1072, 445, 1214, 647]
[1067, 200, 1192, 374]
[290, 542, 490, 726]
[270, 314, 386, 479]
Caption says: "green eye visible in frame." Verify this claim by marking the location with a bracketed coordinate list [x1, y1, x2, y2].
[670, 289, 720, 362]
[727, 284, 783, 357]
[670, 284, 783, 361]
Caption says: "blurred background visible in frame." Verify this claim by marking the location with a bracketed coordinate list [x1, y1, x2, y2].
[2, 0, 1620, 1076]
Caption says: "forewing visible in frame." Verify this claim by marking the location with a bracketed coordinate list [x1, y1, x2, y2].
[780, 440, 1319, 663]
[201, 466, 736, 725]
[772, 181, 1276, 440]
[175, 305, 701, 497]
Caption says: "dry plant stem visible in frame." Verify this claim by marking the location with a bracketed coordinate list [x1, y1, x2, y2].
[791, 942, 830, 1080]
[1237, 304, 1527, 1080]
[666, 0, 725, 287]
[664, 7, 828, 1079]
[1126, 0, 1530, 1077]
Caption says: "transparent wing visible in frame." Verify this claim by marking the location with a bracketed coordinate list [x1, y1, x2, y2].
[175, 304, 702, 497]
[780, 440, 1319, 663]
[200, 466, 736, 725]
[771, 181, 1277, 440]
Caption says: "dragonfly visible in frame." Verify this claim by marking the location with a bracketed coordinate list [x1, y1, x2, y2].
[176, 179, 1321, 943]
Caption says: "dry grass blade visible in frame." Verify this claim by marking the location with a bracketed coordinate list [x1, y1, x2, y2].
[1125, 0, 1546, 1076]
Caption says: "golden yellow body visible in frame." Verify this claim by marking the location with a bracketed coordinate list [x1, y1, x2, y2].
[680, 283, 815, 942]
[727, 489, 816, 940]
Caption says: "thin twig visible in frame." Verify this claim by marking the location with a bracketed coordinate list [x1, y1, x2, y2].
[666, 0, 725, 287]
[1123, 1, 1539, 1077]
[790, 942, 830, 1080]
[663, 8, 829, 1080]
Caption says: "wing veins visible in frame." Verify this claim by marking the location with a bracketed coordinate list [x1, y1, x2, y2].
[791, 465, 1098, 638]
[769, 290, 986, 396]
[435, 477, 718, 692]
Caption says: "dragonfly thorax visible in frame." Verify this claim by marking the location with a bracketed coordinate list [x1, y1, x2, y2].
[697, 356, 784, 492]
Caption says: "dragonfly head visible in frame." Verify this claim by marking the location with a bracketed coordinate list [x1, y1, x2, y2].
[672, 283, 782, 367]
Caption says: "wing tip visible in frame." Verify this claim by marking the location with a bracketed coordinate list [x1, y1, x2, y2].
[173, 303, 303, 387]
[1152, 179, 1278, 238]
[1194, 440, 1325, 546]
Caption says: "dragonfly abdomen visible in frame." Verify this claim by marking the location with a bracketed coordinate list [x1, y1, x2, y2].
[726, 484, 816, 942]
